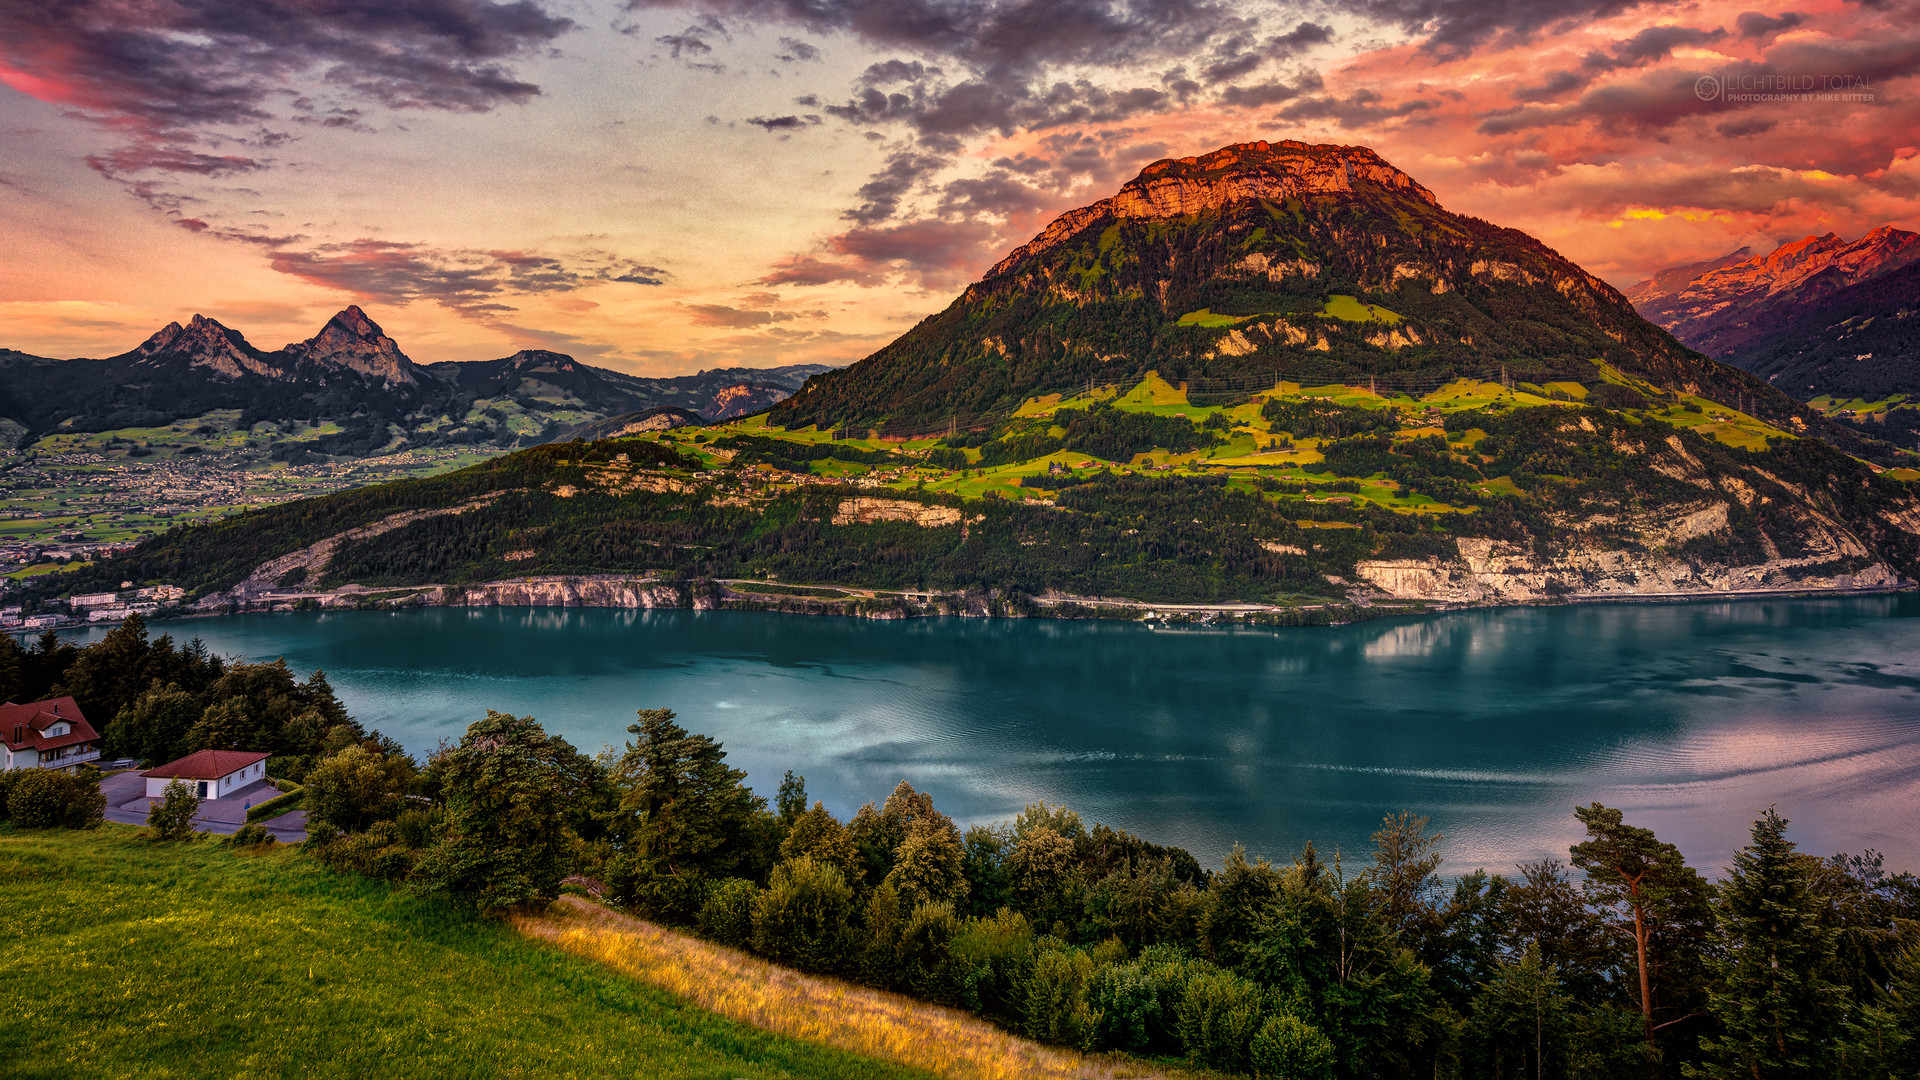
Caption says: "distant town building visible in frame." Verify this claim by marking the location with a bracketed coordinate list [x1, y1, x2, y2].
[1, 697, 101, 772]
[22, 615, 62, 630]
[87, 605, 134, 622]
[68, 592, 120, 610]
[141, 750, 271, 801]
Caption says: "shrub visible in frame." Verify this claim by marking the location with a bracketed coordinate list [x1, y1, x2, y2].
[751, 856, 855, 973]
[1250, 1013, 1337, 1080]
[698, 878, 760, 947]
[310, 820, 416, 880]
[1089, 952, 1198, 1054]
[147, 779, 201, 840]
[953, 907, 1038, 1027]
[7, 768, 106, 829]
[227, 822, 277, 848]
[0, 769, 18, 820]
[1022, 947, 1098, 1049]
[1177, 966, 1267, 1072]
[897, 901, 966, 1004]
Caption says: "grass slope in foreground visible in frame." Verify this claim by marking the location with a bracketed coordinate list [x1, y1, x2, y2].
[0, 823, 932, 1080]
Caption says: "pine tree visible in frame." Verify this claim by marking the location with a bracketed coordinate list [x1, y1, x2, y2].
[1691, 808, 1848, 1079]
[613, 707, 765, 880]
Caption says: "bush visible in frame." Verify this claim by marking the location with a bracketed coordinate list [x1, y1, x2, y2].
[698, 878, 760, 947]
[1089, 950, 1196, 1054]
[147, 779, 201, 840]
[1177, 966, 1267, 1072]
[245, 783, 305, 822]
[7, 768, 106, 829]
[0, 769, 18, 820]
[897, 901, 966, 1004]
[1250, 1013, 1337, 1079]
[750, 856, 855, 973]
[227, 822, 277, 848]
[309, 820, 416, 880]
[1022, 947, 1099, 1049]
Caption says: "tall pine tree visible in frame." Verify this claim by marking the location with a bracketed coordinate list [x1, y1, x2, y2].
[1691, 808, 1848, 1079]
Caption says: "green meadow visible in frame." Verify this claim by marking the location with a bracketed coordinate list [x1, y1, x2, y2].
[0, 824, 931, 1080]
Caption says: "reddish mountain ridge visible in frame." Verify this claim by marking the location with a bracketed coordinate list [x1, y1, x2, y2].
[1630, 227, 1920, 358]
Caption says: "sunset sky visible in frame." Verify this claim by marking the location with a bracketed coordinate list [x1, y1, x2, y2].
[3, 0, 1917, 374]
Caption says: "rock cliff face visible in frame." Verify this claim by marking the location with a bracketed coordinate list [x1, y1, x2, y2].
[1357, 536, 1903, 605]
[988, 140, 1438, 278]
[282, 305, 418, 386]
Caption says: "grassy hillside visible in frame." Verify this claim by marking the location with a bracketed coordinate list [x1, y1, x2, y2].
[0, 824, 933, 1080]
[23, 366, 1919, 613]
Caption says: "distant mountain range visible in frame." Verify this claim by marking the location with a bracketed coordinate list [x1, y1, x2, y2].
[0, 307, 834, 456]
[1629, 228, 1920, 400]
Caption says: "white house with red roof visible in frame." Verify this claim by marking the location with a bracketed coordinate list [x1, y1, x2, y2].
[141, 750, 271, 801]
[1, 696, 102, 772]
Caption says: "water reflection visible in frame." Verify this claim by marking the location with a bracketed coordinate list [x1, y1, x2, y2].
[72, 593, 1920, 874]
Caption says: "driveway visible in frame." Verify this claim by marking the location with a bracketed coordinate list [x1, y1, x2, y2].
[100, 770, 308, 843]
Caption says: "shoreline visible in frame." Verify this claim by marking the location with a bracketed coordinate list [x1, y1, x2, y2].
[149, 573, 1917, 628]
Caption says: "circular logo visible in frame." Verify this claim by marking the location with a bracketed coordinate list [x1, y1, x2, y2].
[1695, 75, 1722, 101]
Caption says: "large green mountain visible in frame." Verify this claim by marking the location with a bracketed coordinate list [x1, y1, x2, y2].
[774, 141, 1848, 448]
[14, 143, 1920, 616]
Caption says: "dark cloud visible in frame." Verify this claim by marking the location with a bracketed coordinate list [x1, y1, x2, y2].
[755, 255, 881, 286]
[844, 150, 949, 224]
[775, 36, 820, 61]
[1736, 11, 1805, 39]
[682, 303, 798, 327]
[1347, 0, 1654, 59]
[1481, 34, 1920, 148]
[265, 239, 663, 315]
[1201, 22, 1333, 83]
[1219, 70, 1323, 108]
[746, 114, 823, 130]
[0, 0, 573, 173]
[1582, 25, 1725, 72]
[656, 15, 730, 67]
[1278, 88, 1435, 127]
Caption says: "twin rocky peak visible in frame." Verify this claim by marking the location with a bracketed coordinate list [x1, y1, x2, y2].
[131, 305, 422, 387]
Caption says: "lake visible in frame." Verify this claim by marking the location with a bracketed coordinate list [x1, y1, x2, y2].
[76, 597, 1920, 874]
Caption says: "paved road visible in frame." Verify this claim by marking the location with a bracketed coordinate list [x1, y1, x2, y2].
[100, 770, 307, 843]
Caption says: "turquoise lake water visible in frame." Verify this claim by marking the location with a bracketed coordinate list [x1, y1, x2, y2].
[80, 597, 1920, 874]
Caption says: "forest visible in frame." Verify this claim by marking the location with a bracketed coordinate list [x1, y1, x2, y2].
[5, 622, 1917, 1080]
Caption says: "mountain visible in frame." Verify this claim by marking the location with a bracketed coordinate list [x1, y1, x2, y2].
[773, 140, 1822, 441]
[0, 308, 837, 456]
[1629, 227, 1920, 366]
[19, 140, 1920, 620]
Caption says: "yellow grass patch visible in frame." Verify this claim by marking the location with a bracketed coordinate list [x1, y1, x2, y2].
[512, 897, 1175, 1080]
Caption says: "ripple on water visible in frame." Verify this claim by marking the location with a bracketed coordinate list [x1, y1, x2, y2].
[72, 597, 1920, 872]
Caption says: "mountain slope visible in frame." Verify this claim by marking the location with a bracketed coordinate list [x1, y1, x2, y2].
[0, 309, 836, 456]
[773, 140, 1821, 442]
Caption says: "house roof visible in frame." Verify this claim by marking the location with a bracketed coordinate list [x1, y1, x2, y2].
[141, 749, 270, 780]
[0, 697, 100, 753]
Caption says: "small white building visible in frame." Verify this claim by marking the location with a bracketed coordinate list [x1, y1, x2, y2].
[142, 750, 271, 800]
[68, 592, 120, 610]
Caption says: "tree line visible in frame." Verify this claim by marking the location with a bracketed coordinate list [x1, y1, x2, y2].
[6, 625, 1917, 1080]
[266, 701, 1917, 1080]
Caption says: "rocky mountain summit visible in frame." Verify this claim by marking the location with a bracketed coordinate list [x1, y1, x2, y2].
[987, 141, 1438, 277]
[0, 309, 835, 456]
[1631, 227, 1920, 359]
[283, 306, 419, 386]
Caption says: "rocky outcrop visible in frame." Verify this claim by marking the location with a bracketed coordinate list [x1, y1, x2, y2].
[131, 315, 282, 379]
[988, 141, 1437, 278]
[832, 497, 963, 527]
[442, 577, 705, 610]
[210, 495, 504, 602]
[1357, 536, 1904, 605]
[283, 305, 418, 386]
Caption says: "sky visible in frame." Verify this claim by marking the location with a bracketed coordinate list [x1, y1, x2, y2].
[2, 0, 1917, 375]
